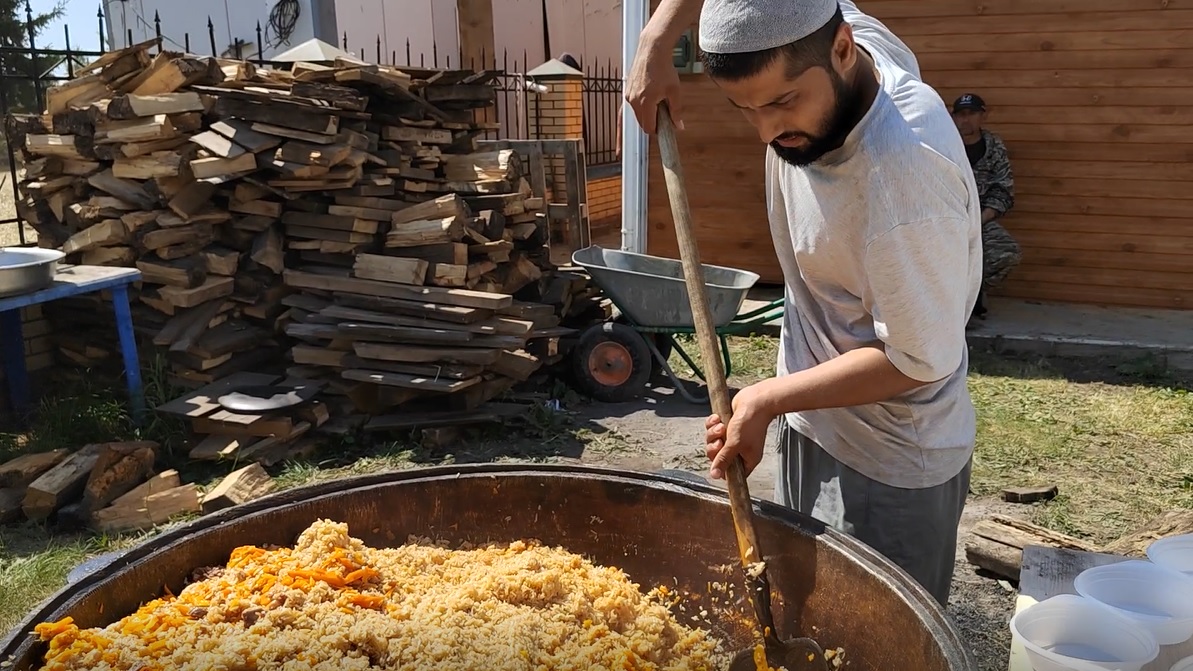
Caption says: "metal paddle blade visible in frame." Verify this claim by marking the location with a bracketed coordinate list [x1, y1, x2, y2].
[728, 637, 830, 671]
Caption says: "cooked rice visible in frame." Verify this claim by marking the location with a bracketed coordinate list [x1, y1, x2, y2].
[34, 519, 731, 670]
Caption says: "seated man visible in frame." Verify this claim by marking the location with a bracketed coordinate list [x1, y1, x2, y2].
[952, 93, 1021, 323]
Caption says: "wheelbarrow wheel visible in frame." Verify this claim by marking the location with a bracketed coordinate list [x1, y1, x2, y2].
[571, 323, 652, 403]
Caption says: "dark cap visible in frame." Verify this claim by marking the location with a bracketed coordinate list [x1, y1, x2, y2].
[952, 93, 986, 113]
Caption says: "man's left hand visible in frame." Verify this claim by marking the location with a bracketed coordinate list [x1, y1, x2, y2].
[704, 382, 776, 480]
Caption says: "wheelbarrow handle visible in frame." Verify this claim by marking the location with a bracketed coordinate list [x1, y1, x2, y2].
[655, 104, 777, 636]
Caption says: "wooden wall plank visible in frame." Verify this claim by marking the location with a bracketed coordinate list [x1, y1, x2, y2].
[646, 0, 1193, 307]
[883, 11, 1193, 36]
[862, 0, 1185, 18]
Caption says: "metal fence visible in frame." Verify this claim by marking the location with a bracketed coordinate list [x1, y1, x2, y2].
[0, 5, 622, 244]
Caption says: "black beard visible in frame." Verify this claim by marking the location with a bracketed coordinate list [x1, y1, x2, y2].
[770, 70, 864, 167]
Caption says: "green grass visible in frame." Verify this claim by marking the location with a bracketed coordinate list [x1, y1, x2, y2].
[676, 336, 1193, 545]
[966, 353, 1193, 543]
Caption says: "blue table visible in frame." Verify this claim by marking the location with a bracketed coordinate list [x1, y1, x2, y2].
[0, 264, 144, 425]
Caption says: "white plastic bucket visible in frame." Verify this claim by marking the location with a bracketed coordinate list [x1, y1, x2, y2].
[1074, 559, 1193, 646]
[1010, 594, 1159, 671]
[1147, 534, 1193, 579]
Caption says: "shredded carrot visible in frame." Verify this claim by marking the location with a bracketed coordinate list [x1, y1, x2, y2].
[343, 567, 379, 584]
[348, 593, 385, 610]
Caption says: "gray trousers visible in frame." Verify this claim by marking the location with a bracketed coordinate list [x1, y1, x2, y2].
[775, 426, 971, 606]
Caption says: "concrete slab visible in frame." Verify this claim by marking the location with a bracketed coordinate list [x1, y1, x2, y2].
[739, 289, 1193, 373]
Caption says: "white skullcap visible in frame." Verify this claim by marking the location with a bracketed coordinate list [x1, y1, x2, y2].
[699, 0, 840, 54]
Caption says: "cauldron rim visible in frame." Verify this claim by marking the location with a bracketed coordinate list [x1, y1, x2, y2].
[0, 463, 976, 670]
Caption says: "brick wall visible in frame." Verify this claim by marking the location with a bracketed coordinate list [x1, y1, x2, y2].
[529, 77, 584, 196]
[0, 304, 57, 414]
[588, 171, 622, 247]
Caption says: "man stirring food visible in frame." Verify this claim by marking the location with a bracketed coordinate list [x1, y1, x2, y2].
[624, 0, 982, 605]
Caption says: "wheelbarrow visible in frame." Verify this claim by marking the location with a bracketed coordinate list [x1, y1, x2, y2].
[569, 245, 784, 403]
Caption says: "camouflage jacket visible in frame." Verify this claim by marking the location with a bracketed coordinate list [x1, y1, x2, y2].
[971, 129, 1015, 216]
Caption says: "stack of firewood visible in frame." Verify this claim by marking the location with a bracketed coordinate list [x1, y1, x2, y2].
[0, 441, 277, 532]
[8, 38, 611, 435]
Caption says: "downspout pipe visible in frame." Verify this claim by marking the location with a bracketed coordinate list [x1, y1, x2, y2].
[620, 0, 648, 254]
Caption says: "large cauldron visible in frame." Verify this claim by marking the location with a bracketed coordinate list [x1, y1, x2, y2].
[1, 464, 976, 670]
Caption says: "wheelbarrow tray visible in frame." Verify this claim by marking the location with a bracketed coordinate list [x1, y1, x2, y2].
[572, 245, 760, 329]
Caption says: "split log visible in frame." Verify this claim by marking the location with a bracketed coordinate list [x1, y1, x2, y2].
[353, 254, 428, 285]
[92, 483, 202, 533]
[21, 444, 105, 521]
[964, 515, 1097, 582]
[0, 449, 70, 488]
[82, 441, 158, 511]
[200, 463, 276, 513]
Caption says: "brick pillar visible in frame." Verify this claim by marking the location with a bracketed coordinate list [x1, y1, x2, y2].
[527, 59, 584, 198]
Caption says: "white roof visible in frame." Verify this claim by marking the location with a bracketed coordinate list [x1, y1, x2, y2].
[272, 38, 367, 64]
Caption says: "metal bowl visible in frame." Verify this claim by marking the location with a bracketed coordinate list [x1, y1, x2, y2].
[0, 248, 64, 299]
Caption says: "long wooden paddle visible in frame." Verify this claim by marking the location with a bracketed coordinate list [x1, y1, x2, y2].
[654, 104, 827, 671]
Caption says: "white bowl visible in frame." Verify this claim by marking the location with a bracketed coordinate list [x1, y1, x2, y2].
[1074, 559, 1193, 646]
[1172, 656, 1193, 671]
[1148, 534, 1193, 579]
[1010, 594, 1159, 671]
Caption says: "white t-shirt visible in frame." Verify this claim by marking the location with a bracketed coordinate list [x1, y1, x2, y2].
[769, 0, 983, 489]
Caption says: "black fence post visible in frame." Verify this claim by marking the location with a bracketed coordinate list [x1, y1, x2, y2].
[376, 36, 381, 64]
[256, 23, 264, 65]
[63, 25, 74, 79]
[208, 17, 217, 57]
[185, 33, 191, 54]
[154, 11, 162, 53]
[25, 1, 43, 113]
[97, 5, 105, 53]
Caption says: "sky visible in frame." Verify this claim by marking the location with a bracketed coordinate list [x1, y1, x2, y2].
[29, 0, 104, 51]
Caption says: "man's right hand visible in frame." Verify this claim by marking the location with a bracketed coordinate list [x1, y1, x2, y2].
[625, 27, 687, 134]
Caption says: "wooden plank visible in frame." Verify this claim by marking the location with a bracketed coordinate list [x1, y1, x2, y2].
[208, 119, 282, 153]
[189, 129, 247, 158]
[353, 254, 428, 285]
[283, 269, 512, 310]
[341, 369, 481, 393]
[108, 92, 204, 118]
[353, 342, 503, 366]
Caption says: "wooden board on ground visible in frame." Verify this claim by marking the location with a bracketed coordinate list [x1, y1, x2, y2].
[1002, 485, 1059, 504]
